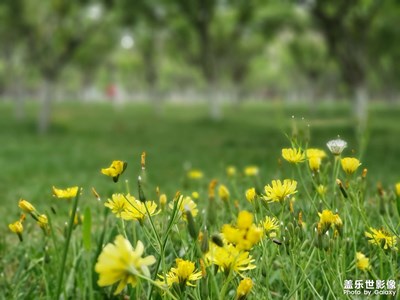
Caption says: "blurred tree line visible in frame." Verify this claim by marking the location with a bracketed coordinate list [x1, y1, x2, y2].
[0, 0, 399, 132]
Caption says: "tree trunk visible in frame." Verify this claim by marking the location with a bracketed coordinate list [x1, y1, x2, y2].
[143, 35, 162, 116]
[37, 79, 54, 134]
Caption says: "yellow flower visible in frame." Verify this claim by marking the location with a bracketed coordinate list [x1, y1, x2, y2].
[356, 252, 371, 271]
[206, 243, 256, 275]
[237, 211, 253, 230]
[9, 220, 23, 234]
[191, 191, 199, 200]
[121, 199, 159, 222]
[159, 258, 202, 288]
[18, 199, 36, 213]
[187, 170, 203, 180]
[52, 186, 79, 199]
[236, 277, 253, 300]
[316, 185, 327, 196]
[170, 196, 198, 221]
[306, 148, 327, 159]
[365, 227, 397, 250]
[101, 160, 127, 182]
[159, 194, 167, 208]
[326, 139, 347, 155]
[264, 179, 297, 203]
[244, 166, 259, 177]
[282, 148, 305, 163]
[218, 185, 230, 201]
[317, 210, 342, 235]
[262, 216, 280, 238]
[318, 209, 342, 233]
[226, 166, 237, 177]
[245, 188, 256, 202]
[104, 193, 130, 217]
[395, 183, 400, 197]
[341, 157, 361, 175]
[208, 179, 218, 199]
[308, 157, 322, 172]
[222, 211, 263, 250]
[95, 235, 156, 295]
[37, 214, 48, 229]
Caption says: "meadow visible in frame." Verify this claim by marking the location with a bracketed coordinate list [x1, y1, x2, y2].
[1, 101, 399, 299]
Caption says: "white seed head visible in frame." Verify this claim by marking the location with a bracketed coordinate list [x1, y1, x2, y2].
[326, 138, 347, 155]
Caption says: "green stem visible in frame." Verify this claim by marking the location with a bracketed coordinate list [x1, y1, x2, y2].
[55, 191, 80, 300]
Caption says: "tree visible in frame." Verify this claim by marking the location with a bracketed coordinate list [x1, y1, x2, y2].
[9, 0, 114, 133]
[0, 0, 30, 120]
[170, 0, 220, 118]
[309, 0, 384, 129]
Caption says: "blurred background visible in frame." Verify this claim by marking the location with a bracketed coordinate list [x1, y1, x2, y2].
[0, 0, 399, 217]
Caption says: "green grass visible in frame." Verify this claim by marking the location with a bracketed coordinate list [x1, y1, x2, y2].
[1, 101, 399, 217]
[0, 100, 399, 299]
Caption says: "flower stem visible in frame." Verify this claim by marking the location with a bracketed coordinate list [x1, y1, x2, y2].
[55, 191, 80, 300]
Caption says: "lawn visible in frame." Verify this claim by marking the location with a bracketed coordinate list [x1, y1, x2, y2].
[1, 101, 399, 217]
[0, 100, 399, 299]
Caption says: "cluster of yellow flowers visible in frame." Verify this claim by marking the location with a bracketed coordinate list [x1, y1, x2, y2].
[8, 186, 80, 241]
[222, 211, 263, 250]
[104, 193, 159, 222]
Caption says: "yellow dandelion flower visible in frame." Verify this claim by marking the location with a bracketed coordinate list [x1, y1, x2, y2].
[159, 258, 202, 288]
[227, 166, 237, 177]
[191, 191, 199, 200]
[37, 214, 48, 228]
[244, 166, 259, 177]
[308, 157, 322, 172]
[206, 243, 256, 275]
[9, 220, 23, 234]
[222, 211, 262, 250]
[262, 216, 280, 238]
[237, 211, 253, 230]
[245, 226, 263, 248]
[95, 235, 156, 295]
[159, 194, 167, 209]
[9, 215, 24, 242]
[218, 185, 230, 201]
[316, 185, 327, 196]
[236, 277, 253, 300]
[18, 199, 36, 213]
[222, 225, 241, 244]
[101, 160, 127, 182]
[317, 209, 342, 234]
[52, 186, 79, 199]
[187, 170, 203, 180]
[318, 209, 338, 225]
[356, 252, 371, 271]
[365, 227, 397, 250]
[306, 148, 327, 159]
[245, 188, 256, 203]
[264, 179, 297, 203]
[282, 148, 305, 163]
[104, 193, 130, 218]
[170, 196, 198, 221]
[121, 199, 159, 222]
[341, 157, 361, 175]
[395, 183, 400, 197]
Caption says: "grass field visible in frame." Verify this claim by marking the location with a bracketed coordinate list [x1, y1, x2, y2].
[0, 100, 399, 299]
[1, 101, 399, 213]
